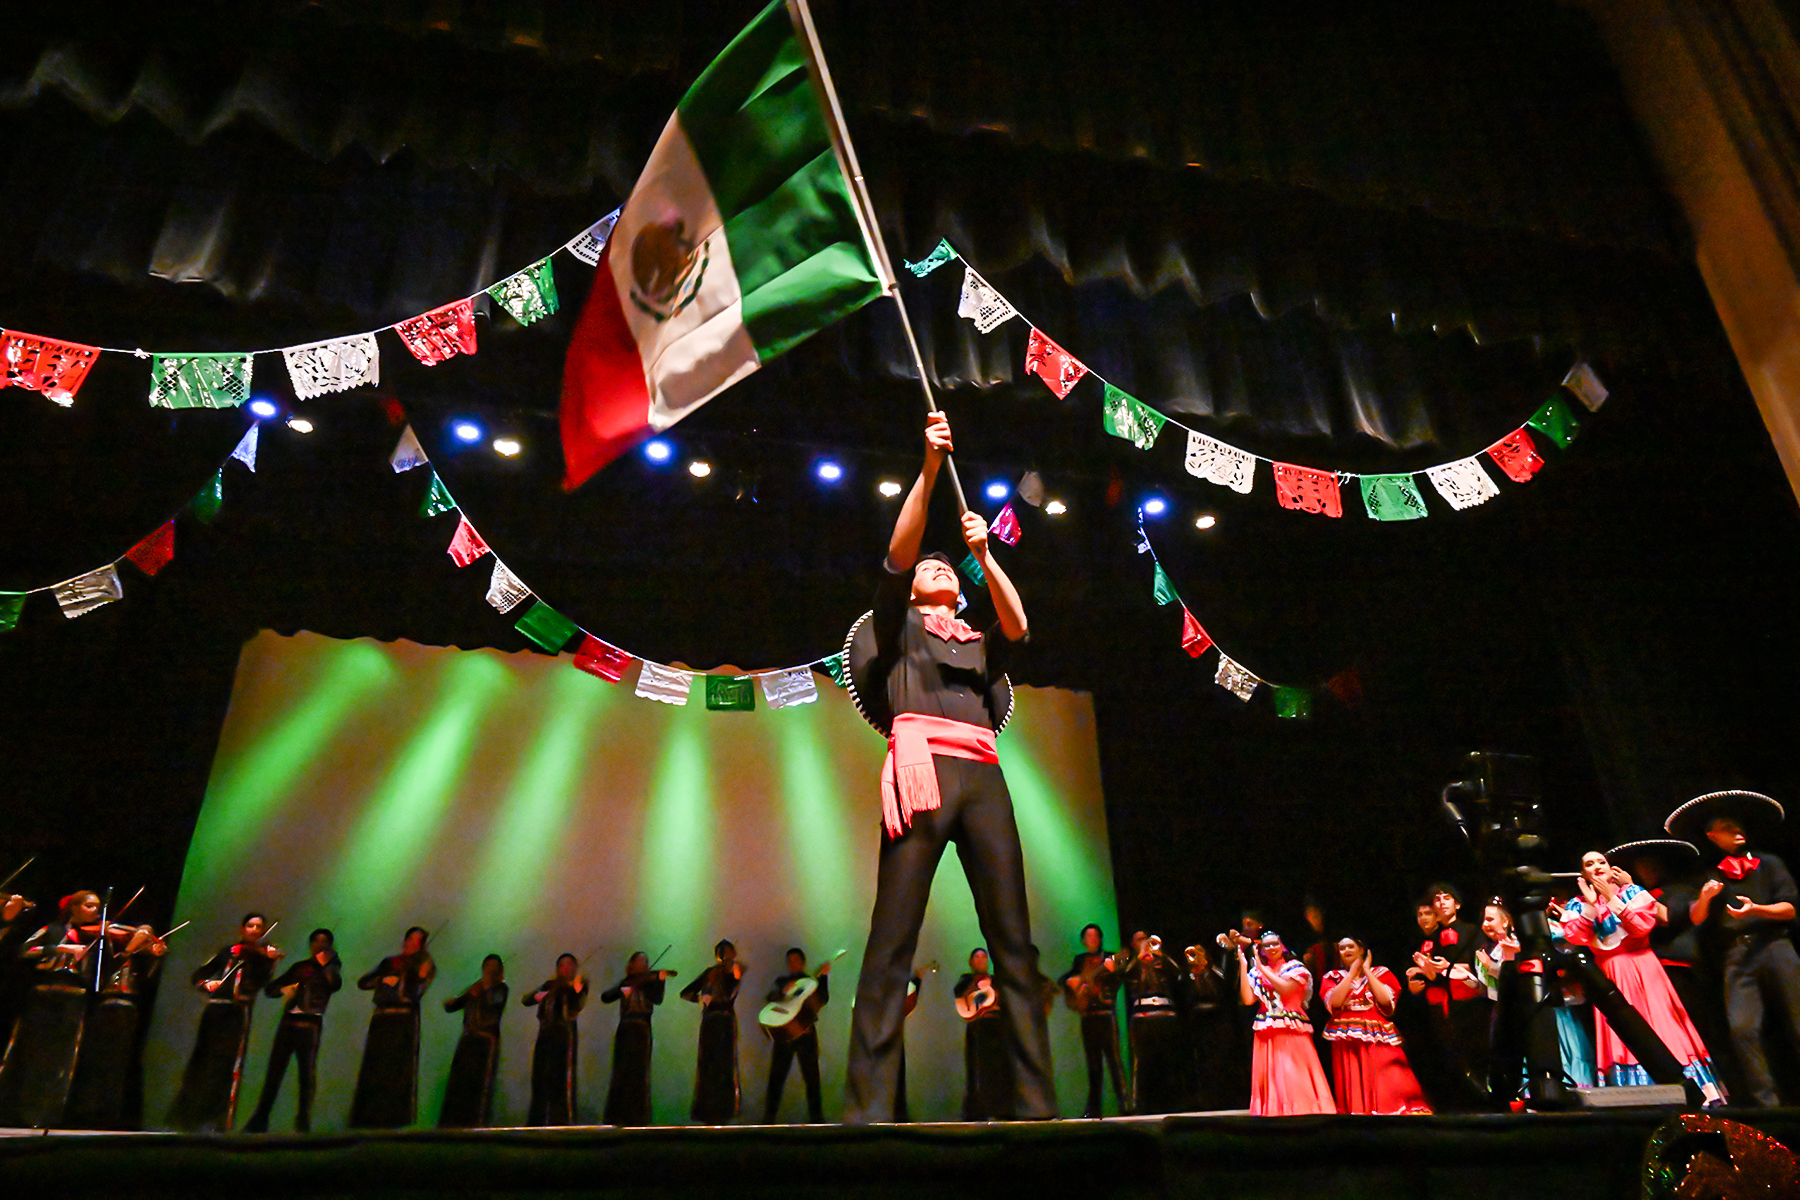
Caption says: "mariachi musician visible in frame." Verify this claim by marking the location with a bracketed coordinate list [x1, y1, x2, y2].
[1118, 931, 1183, 1115]
[953, 947, 1006, 1120]
[601, 951, 673, 1126]
[524, 953, 586, 1126]
[680, 939, 743, 1124]
[348, 926, 436, 1128]
[1058, 923, 1128, 1118]
[762, 947, 833, 1123]
[0, 890, 164, 1129]
[168, 912, 282, 1132]
[440, 954, 508, 1128]
[244, 928, 342, 1133]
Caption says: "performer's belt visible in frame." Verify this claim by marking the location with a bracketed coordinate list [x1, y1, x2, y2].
[881, 713, 999, 838]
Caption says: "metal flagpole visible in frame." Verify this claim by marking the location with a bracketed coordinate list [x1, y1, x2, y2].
[786, 0, 970, 514]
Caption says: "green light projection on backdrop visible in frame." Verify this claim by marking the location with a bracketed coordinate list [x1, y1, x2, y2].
[775, 705, 856, 920]
[637, 703, 715, 964]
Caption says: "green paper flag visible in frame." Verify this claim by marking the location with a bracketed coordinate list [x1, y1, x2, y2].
[822, 653, 849, 688]
[705, 675, 756, 711]
[1273, 686, 1313, 719]
[960, 553, 986, 587]
[1152, 562, 1177, 605]
[149, 353, 254, 409]
[488, 258, 560, 326]
[1526, 395, 1581, 449]
[904, 239, 958, 277]
[1360, 474, 1429, 521]
[0, 592, 25, 632]
[420, 472, 457, 518]
[190, 470, 224, 524]
[1101, 384, 1167, 451]
[514, 600, 579, 653]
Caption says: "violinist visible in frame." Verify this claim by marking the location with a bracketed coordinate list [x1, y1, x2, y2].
[0, 890, 162, 1129]
[348, 925, 436, 1129]
[763, 947, 832, 1123]
[600, 950, 672, 1126]
[65, 906, 168, 1130]
[1058, 923, 1127, 1118]
[680, 939, 742, 1124]
[523, 953, 586, 1126]
[954, 947, 1006, 1120]
[244, 928, 341, 1133]
[1119, 931, 1183, 1115]
[168, 912, 282, 1132]
[440, 954, 508, 1128]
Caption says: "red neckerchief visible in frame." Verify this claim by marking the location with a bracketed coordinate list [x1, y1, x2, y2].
[922, 612, 980, 643]
[1719, 854, 1762, 880]
[1437, 927, 1460, 946]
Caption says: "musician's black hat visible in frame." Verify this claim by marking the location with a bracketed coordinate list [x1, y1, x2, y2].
[1665, 790, 1784, 844]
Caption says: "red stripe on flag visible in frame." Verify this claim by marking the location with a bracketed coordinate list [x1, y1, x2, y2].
[560, 241, 655, 490]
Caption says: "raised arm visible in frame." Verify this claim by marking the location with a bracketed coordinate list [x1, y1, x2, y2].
[888, 413, 953, 572]
[962, 511, 1027, 642]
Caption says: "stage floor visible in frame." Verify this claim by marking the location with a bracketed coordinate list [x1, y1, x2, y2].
[4, 1109, 1798, 1199]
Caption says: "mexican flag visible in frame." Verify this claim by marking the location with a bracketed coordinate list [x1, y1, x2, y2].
[559, 0, 885, 490]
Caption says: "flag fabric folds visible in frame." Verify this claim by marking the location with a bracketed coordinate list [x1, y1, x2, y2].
[149, 354, 254, 409]
[705, 675, 756, 711]
[1023, 328, 1088, 398]
[515, 600, 579, 653]
[1152, 563, 1177, 606]
[390, 425, 429, 473]
[821, 653, 849, 688]
[283, 334, 378, 400]
[1426, 458, 1499, 510]
[125, 522, 177, 576]
[1527, 395, 1581, 448]
[0, 593, 26, 632]
[1, 330, 100, 404]
[636, 662, 695, 705]
[1273, 463, 1343, 518]
[486, 561, 531, 613]
[1184, 430, 1256, 494]
[1101, 384, 1166, 450]
[1215, 654, 1260, 702]
[229, 424, 260, 472]
[488, 259, 560, 326]
[960, 553, 986, 587]
[1180, 607, 1213, 658]
[905, 239, 957, 277]
[446, 517, 491, 567]
[559, 0, 884, 490]
[420, 472, 457, 518]
[1486, 430, 1545, 483]
[761, 667, 819, 708]
[957, 267, 1018, 333]
[990, 503, 1020, 546]
[1562, 362, 1609, 411]
[55, 565, 122, 619]
[1360, 474, 1429, 521]
[574, 635, 636, 682]
[395, 298, 477, 366]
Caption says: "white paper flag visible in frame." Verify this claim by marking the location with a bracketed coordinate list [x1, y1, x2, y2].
[229, 424, 259, 472]
[957, 267, 1019, 334]
[1015, 471, 1045, 507]
[485, 560, 531, 613]
[282, 333, 379, 401]
[1561, 362, 1609, 411]
[567, 211, 620, 266]
[1184, 430, 1256, 494]
[760, 667, 820, 710]
[390, 425, 428, 473]
[635, 662, 694, 706]
[55, 565, 122, 619]
[1426, 457, 1500, 511]
[1214, 653, 1260, 702]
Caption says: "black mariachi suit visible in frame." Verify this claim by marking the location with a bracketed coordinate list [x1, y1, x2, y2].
[764, 971, 828, 1123]
[1182, 963, 1236, 1111]
[0, 920, 112, 1128]
[843, 560, 1057, 1123]
[440, 979, 508, 1128]
[681, 963, 742, 1123]
[244, 951, 342, 1132]
[348, 952, 435, 1128]
[954, 971, 1008, 1120]
[1695, 852, 1800, 1106]
[168, 938, 276, 1132]
[1120, 952, 1183, 1115]
[524, 978, 585, 1126]
[600, 974, 664, 1126]
[65, 939, 163, 1130]
[1059, 950, 1127, 1117]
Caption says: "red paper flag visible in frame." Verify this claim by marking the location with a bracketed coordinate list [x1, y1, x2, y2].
[1324, 667, 1363, 707]
[1023, 329, 1088, 398]
[1180, 607, 1213, 658]
[446, 516, 491, 567]
[573, 635, 635, 683]
[1272, 463, 1344, 518]
[124, 521, 176, 576]
[1485, 429, 1546, 483]
[2, 330, 101, 403]
[990, 503, 1020, 546]
[394, 298, 477, 366]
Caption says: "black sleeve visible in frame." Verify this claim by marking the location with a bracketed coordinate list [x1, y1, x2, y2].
[263, 960, 303, 998]
[357, 959, 388, 991]
[679, 969, 705, 1002]
[1761, 857, 1799, 908]
[323, 958, 343, 993]
[444, 986, 469, 1013]
[952, 973, 976, 998]
[600, 985, 624, 1004]
[644, 978, 666, 1006]
[523, 981, 547, 1007]
[191, 946, 230, 990]
[815, 975, 829, 1007]
[872, 557, 912, 659]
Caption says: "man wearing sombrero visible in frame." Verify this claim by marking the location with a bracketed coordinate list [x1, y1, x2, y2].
[1666, 789, 1800, 1106]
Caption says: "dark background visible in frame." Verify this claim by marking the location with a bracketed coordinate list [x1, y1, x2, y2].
[0, 0, 1796, 1004]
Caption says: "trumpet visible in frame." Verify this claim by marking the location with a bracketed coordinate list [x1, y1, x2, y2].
[1147, 934, 1162, 955]
[1184, 944, 1206, 969]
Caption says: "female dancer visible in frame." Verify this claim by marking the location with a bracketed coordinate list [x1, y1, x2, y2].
[1321, 938, 1430, 1114]
[1558, 850, 1725, 1105]
[1236, 931, 1335, 1115]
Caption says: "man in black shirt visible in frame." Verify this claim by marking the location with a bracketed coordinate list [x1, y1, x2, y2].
[244, 928, 341, 1132]
[1059, 923, 1127, 1117]
[763, 947, 830, 1123]
[1668, 789, 1800, 1107]
[842, 412, 1055, 1124]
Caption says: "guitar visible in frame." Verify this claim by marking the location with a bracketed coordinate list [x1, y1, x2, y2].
[757, 949, 847, 1041]
[955, 975, 999, 1020]
[1063, 952, 1109, 1014]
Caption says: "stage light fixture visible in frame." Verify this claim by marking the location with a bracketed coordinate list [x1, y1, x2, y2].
[286, 417, 315, 434]
[1195, 514, 1217, 530]
[1142, 497, 1168, 517]
[1044, 499, 1068, 516]
[688, 459, 713, 478]
[877, 479, 904, 498]
[644, 438, 674, 463]
[816, 460, 844, 483]
[492, 437, 522, 458]
[452, 420, 484, 444]
[248, 399, 279, 419]
[984, 481, 1010, 502]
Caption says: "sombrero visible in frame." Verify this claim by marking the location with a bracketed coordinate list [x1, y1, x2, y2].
[1605, 838, 1700, 865]
[1664, 790, 1784, 844]
[842, 609, 1014, 738]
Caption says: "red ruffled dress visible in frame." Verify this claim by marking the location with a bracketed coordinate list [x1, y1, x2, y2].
[1320, 966, 1432, 1114]
[1247, 959, 1337, 1115]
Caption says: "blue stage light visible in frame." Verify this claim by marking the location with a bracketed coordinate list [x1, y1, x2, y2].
[984, 481, 1010, 502]
[248, 399, 279, 419]
[644, 438, 674, 463]
[452, 420, 484, 444]
[1142, 497, 1169, 517]
[816, 460, 844, 483]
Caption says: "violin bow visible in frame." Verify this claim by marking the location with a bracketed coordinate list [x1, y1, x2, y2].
[93, 886, 113, 990]
[112, 885, 146, 922]
[0, 855, 36, 894]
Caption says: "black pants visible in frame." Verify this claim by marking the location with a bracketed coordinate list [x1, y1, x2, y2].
[845, 756, 1056, 1122]
[765, 1029, 822, 1122]
[347, 1007, 420, 1129]
[245, 1014, 322, 1132]
[604, 1017, 653, 1126]
[1130, 1014, 1184, 1115]
[528, 1021, 578, 1126]
[1723, 938, 1800, 1107]
[1079, 1012, 1127, 1117]
[168, 1001, 253, 1132]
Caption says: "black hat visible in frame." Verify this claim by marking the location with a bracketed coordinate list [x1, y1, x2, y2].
[1605, 838, 1700, 867]
[1664, 790, 1784, 845]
